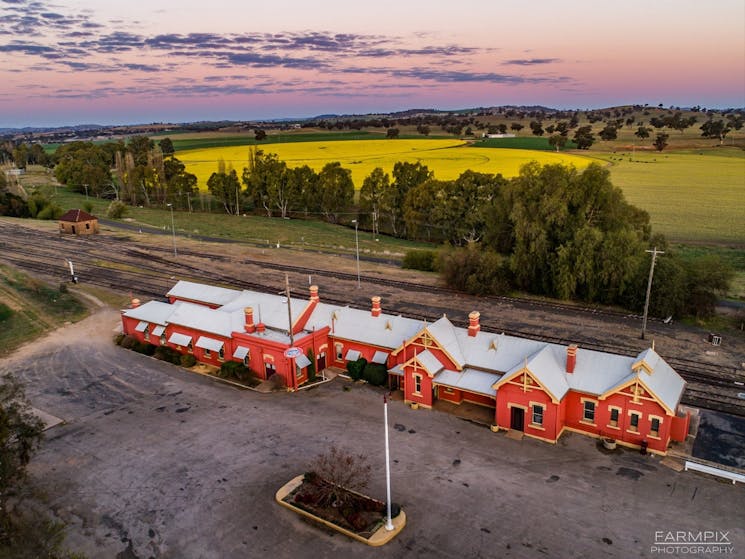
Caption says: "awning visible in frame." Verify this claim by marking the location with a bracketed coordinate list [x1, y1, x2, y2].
[233, 346, 249, 360]
[168, 332, 192, 346]
[388, 364, 404, 376]
[344, 349, 361, 361]
[195, 336, 224, 352]
[135, 321, 148, 332]
[372, 350, 389, 364]
[151, 325, 165, 336]
[295, 354, 311, 368]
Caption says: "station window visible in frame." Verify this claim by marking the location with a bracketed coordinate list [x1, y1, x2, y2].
[143, 325, 150, 341]
[335, 344, 343, 361]
[609, 408, 620, 428]
[218, 347, 224, 361]
[243, 352, 250, 367]
[532, 404, 544, 426]
[187, 340, 193, 354]
[160, 334, 166, 346]
[413, 374, 422, 395]
[629, 412, 640, 433]
[204, 348, 211, 358]
[650, 417, 660, 437]
[583, 401, 596, 423]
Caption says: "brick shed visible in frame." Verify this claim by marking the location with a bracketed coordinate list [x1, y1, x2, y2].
[59, 209, 99, 235]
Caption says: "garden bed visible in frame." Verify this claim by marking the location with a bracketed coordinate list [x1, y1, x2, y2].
[275, 474, 405, 546]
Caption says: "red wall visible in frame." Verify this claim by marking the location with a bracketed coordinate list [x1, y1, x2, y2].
[496, 382, 560, 441]
[404, 367, 434, 407]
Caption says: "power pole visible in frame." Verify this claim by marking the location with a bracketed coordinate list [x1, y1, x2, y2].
[641, 247, 664, 340]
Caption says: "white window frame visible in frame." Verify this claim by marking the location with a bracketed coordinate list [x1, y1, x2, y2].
[581, 398, 596, 424]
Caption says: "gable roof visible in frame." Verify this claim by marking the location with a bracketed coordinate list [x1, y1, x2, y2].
[405, 349, 444, 377]
[59, 209, 97, 222]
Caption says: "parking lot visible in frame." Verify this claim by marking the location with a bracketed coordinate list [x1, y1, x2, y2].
[2, 309, 743, 558]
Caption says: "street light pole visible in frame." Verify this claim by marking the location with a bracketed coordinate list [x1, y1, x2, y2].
[352, 219, 360, 289]
[383, 394, 394, 531]
[167, 203, 177, 258]
[641, 247, 664, 340]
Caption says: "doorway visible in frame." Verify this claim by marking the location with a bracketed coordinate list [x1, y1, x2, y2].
[510, 406, 525, 431]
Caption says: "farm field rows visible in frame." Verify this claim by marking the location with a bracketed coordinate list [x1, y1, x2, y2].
[177, 139, 593, 188]
[594, 148, 745, 244]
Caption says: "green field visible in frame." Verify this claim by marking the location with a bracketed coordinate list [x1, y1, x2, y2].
[593, 148, 745, 244]
[178, 139, 593, 189]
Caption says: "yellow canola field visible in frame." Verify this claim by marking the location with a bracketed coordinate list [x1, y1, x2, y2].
[178, 139, 593, 189]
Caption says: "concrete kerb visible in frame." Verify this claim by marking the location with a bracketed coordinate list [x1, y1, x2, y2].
[275, 474, 406, 546]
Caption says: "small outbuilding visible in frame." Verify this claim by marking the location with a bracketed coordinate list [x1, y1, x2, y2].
[59, 209, 99, 235]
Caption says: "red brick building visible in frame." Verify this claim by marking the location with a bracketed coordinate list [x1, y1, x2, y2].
[59, 209, 99, 235]
[121, 280, 690, 454]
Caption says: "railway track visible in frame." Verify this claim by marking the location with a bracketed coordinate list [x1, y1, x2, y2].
[1, 220, 744, 416]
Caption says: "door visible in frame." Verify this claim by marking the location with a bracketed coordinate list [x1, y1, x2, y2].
[264, 362, 276, 379]
[510, 407, 524, 431]
[317, 352, 326, 371]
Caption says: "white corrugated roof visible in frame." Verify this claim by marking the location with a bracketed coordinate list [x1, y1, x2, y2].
[134, 320, 148, 332]
[168, 332, 192, 346]
[372, 350, 389, 364]
[167, 280, 240, 306]
[195, 336, 224, 352]
[414, 350, 444, 376]
[427, 317, 465, 368]
[123, 301, 176, 325]
[233, 346, 249, 359]
[151, 325, 165, 336]
[219, 290, 309, 331]
[345, 349, 361, 361]
[305, 303, 426, 349]
[295, 354, 311, 368]
[434, 368, 499, 397]
[167, 302, 235, 337]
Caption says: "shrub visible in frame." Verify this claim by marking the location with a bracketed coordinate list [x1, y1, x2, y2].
[0, 302, 12, 322]
[308, 445, 372, 509]
[346, 357, 367, 381]
[106, 200, 128, 219]
[402, 250, 438, 272]
[82, 201, 94, 213]
[113, 333, 125, 345]
[58, 282, 68, 293]
[362, 363, 388, 386]
[154, 346, 181, 364]
[219, 360, 257, 382]
[119, 335, 137, 349]
[180, 354, 196, 367]
[133, 341, 155, 355]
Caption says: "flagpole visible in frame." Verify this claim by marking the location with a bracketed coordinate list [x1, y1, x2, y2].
[384, 394, 394, 531]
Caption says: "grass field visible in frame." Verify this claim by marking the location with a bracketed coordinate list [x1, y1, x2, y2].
[178, 139, 593, 189]
[592, 148, 745, 244]
[0, 264, 88, 356]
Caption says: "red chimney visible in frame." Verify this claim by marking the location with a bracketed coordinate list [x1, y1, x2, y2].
[468, 311, 480, 337]
[309, 285, 319, 303]
[566, 344, 578, 373]
[244, 307, 255, 333]
[371, 296, 381, 317]
[130, 298, 141, 308]
[256, 322, 266, 334]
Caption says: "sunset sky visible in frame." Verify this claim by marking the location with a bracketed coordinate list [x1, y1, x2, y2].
[1, 0, 743, 127]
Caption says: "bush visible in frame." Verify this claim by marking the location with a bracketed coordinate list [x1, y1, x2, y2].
[106, 200, 128, 219]
[82, 201, 94, 213]
[402, 250, 438, 272]
[362, 363, 388, 386]
[154, 346, 182, 364]
[0, 302, 13, 322]
[180, 354, 196, 367]
[119, 335, 137, 349]
[113, 333, 125, 345]
[133, 341, 155, 355]
[346, 357, 367, 381]
[219, 360, 256, 382]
